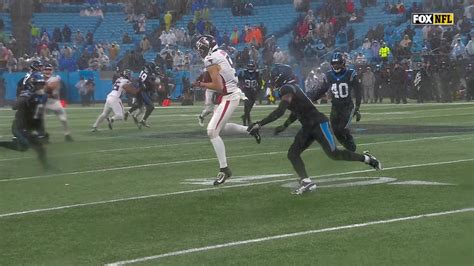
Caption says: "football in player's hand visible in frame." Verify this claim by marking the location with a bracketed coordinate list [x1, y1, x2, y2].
[198, 71, 212, 83]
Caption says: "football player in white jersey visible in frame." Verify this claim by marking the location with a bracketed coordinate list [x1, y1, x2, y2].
[194, 35, 261, 186]
[91, 69, 138, 131]
[43, 63, 73, 142]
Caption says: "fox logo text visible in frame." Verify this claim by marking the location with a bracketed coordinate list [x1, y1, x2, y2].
[412, 13, 454, 25]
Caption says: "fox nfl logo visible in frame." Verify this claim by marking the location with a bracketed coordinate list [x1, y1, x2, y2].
[412, 13, 454, 25]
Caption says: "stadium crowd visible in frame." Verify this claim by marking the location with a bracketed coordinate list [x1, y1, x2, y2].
[0, 0, 472, 104]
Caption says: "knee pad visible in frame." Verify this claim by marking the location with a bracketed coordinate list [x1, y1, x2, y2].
[58, 112, 67, 122]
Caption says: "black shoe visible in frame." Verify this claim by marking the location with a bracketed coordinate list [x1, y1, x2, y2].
[213, 167, 232, 186]
[106, 118, 113, 130]
[124, 112, 129, 121]
[364, 151, 383, 170]
[65, 135, 74, 142]
[138, 120, 150, 129]
[249, 129, 261, 144]
[292, 179, 317, 195]
[198, 115, 204, 127]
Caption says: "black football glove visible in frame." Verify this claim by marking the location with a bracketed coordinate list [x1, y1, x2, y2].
[247, 122, 261, 134]
[274, 125, 287, 135]
[353, 108, 361, 122]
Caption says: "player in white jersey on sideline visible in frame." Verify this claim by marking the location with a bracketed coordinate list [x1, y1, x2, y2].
[193, 35, 261, 186]
[91, 69, 138, 131]
[43, 63, 73, 142]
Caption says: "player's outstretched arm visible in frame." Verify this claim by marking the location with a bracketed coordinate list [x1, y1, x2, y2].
[248, 93, 292, 134]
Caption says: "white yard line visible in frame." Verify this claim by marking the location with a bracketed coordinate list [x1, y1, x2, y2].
[105, 207, 474, 265]
[0, 134, 472, 181]
[0, 133, 469, 163]
[0, 158, 472, 219]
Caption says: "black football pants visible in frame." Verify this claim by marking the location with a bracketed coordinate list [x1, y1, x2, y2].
[330, 103, 357, 152]
[287, 121, 364, 180]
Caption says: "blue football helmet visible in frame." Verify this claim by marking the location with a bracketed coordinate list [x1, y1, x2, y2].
[270, 64, 295, 88]
[330, 52, 346, 73]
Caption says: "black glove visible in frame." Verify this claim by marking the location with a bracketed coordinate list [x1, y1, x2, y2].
[274, 125, 287, 135]
[353, 108, 361, 122]
[247, 122, 261, 134]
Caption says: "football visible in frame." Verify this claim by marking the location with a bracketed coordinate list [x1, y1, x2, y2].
[198, 71, 212, 83]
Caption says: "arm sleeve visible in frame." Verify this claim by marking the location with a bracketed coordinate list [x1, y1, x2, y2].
[259, 99, 290, 126]
[283, 111, 298, 127]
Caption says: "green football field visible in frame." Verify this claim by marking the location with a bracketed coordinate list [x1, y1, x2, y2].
[0, 102, 473, 265]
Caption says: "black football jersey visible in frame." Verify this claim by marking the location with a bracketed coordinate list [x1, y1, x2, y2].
[238, 70, 261, 91]
[280, 82, 328, 128]
[316, 69, 361, 107]
[138, 68, 157, 92]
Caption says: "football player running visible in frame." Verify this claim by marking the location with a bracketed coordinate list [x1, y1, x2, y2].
[43, 63, 73, 142]
[91, 69, 138, 131]
[312, 52, 362, 152]
[124, 63, 159, 129]
[247, 64, 382, 195]
[0, 72, 50, 169]
[194, 35, 261, 186]
[238, 60, 262, 126]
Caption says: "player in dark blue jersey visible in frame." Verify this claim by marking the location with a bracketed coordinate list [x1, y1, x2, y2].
[0, 72, 50, 169]
[248, 64, 382, 195]
[312, 52, 362, 152]
[238, 60, 262, 126]
[124, 63, 159, 129]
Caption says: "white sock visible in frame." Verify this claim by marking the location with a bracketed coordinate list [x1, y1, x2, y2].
[210, 136, 227, 168]
[93, 113, 106, 128]
[364, 155, 370, 163]
[222, 123, 247, 135]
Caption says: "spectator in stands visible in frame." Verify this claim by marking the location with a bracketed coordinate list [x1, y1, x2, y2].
[187, 20, 196, 36]
[230, 26, 240, 45]
[165, 51, 173, 70]
[451, 38, 466, 59]
[86, 30, 94, 45]
[273, 47, 287, 64]
[52, 27, 62, 43]
[371, 40, 381, 62]
[379, 42, 390, 63]
[164, 11, 172, 31]
[196, 19, 205, 35]
[249, 45, 259, 63]
[122, 32, 132, 44]
[404, 25, 415, 41]
[457, 16, 472, 35]
[7, 35, 17, 56]
[76, 76, 87, 106]
[109, 42, 120, 61]
[140, 36, 151, 53]
[40, 32, 50, 44]
[399, 34, 412, 49]
[62, 24, 72, 43]
[39, 44, 50, 58]
[6, 49, 17, 72]
[98, 53, 110, 70]
[75, 30, 84, 45]
[362, 38, 371, 50]
[466, 36, 474, 58]
[355, 52, 367, 66]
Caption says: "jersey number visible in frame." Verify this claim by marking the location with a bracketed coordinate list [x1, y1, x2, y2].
[331, 83, 349, 98]
[139, 71, 148, 83]
[112, 80, 120, 91]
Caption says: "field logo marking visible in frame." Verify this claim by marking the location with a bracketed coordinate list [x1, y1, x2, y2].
[184, 175, 455, 188]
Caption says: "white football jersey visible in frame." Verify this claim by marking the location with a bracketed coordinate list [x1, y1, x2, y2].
[108, 77, 131, 98]
[46, 75, 61, 99]
[204, 49, 239, 94]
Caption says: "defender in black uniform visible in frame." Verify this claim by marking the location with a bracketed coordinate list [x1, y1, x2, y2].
[248, 64, 382, 195]
[124, 62, 159, 129]
[238, 60, 262, 126]
[313, 52, 361, 152]
[0, 72, 50, 169]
